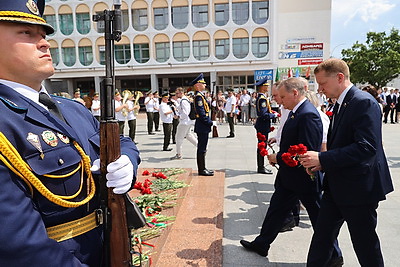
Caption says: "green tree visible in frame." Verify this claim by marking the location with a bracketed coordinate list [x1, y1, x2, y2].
[341, 28, 400, 88]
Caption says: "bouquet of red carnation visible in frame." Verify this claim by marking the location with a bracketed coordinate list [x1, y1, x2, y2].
[142, 170, 150, 176]
[281, 144, 314, 180]
[271, 110, 281, 117]
[256, 132, 269, 157]
[133, 178, 153, 194]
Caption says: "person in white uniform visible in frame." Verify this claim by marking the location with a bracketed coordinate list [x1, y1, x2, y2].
[171, 87, 198, 159]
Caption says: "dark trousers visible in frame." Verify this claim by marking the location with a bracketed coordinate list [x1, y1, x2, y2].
[172, 118, 179, 143]
[146, 112, 154, 133]
[383, 107, 395, 123]
[196, 132, 209, 155]
[227, 114, 235, 135]
[153, 112, 160, 131]
[307, 192, 382, 267]
[162, 123, 172, 150]
[118, 120, 125, 135]
[253, 183, 342, 260]
[128, 119, 136, 142]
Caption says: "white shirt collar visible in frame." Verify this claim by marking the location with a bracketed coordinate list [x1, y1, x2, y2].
[0, 79, 49, 109]
[292, 97, 307, 113]
[337, 83, 353, 106]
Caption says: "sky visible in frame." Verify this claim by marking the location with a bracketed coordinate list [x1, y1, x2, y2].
[330, 0, 400, 58]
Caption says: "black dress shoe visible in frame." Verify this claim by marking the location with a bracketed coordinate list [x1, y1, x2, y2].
[240, 240, 268, 257]
[280, 219, 296, 232]
[198, 169, 214, 176]
[327, 256, 344, 267]
[148, 132, 156, 135]
[257, 168, 273, 174]
[226, 134, 235, 138]
[205, 168, 214, 174]
[163, 148, 173, 151]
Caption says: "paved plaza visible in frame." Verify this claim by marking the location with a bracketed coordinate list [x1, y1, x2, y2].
[131, 113, 399, 267]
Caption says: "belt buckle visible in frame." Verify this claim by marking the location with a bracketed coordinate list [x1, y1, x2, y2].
[95, 209, 104, 225]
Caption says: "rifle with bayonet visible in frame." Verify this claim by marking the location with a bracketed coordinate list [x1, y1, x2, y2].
[93, 1, 145, 266]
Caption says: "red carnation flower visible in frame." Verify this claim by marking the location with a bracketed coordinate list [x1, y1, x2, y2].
[326, 111, 333, 117]
[260, 148, 269, 157]
[133, 181, 142, 190]
[257, 132, 266, 141]
[296, 144, 308, 155]
[288, 145, 299, 155]
[142, 170, 150, 176]
[258, 142, 266, 150]
[270, 126, 275, 132]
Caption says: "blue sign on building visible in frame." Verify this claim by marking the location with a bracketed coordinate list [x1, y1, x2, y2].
[254, 69, 274, 81]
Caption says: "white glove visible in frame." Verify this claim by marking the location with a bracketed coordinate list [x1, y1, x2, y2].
[90, 155, 134, 194]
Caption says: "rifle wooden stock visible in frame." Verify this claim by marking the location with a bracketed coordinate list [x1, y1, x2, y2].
[100, 122, 131, 267]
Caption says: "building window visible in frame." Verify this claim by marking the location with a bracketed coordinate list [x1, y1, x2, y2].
[214, 4, 228, 26]
[172, 6, 188, 29]
[121, 9, 129, 31]
[192, 5, 208, 27]
[193, 40, 209, 61]
[233, 38, 249, 58]
[50, 47, 59, 66]
[215, 38, 229, 59]
[173, 41, 190, 62]
[115, 44, 131, 64]
[133, 43, 150, 63]
[232, 2, 249, 25]
[252, 36, 269, 58]
[95, 12, 105, 33]
[132, 9, 147, 31]
[155, 42, 170, 62]
[59, 14, 74, 35]
[99, 45, 105, 65]
[154, 8, 168, 30]
[252, 1, 269, 24]
[44, 15, 57, 35]
[76, 13, 91, 34]
[62, 47, 76, 66]
[79, 46, 93, 66]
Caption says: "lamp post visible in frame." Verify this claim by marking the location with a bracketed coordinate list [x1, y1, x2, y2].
[330, 43, 346, 58]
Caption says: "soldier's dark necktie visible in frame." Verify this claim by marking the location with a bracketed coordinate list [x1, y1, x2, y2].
[39, 92, 65, 122]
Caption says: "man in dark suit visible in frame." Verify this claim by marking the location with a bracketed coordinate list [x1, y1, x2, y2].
[300, 58, 394, 267]
[191, 73, 214, 176]
[240, 78, 342, 264]
[383, 89, 396, 123]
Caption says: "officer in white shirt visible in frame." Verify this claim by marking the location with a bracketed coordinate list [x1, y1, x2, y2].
[91, 92, 100, 121]
[171, 88, 198, 160]
[144, 91, 155, 135]
[225, 89, 237, 138]
[127, 93, 140, 144]
[153, 92, 161, 131]
[159, 93, 174, 151]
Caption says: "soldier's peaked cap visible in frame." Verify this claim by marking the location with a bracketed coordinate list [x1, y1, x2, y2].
[0, 0, 54, 34]
[190, 73, 206, 86]
[255, 76, 270, 87]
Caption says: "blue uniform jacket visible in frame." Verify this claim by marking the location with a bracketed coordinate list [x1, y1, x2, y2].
[319, 86, 393, 205]
[194, 91, 212, 133]
[0, 84, 140, 266]
[254, 93, 275, 135]
[276, 100, 323, 193]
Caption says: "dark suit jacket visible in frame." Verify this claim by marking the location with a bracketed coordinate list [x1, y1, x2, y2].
[276, 99, 323, 193]
[194, 91, 212, 133]
[320, 86, 393, 206]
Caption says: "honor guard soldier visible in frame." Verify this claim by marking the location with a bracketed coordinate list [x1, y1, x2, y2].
[191, 73, 214, 176]
[0, 1, 140, 266]
[255, 77, 277, 174]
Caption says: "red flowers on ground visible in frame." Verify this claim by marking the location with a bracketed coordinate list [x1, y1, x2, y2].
[142, 170, 150, 176]
[152, 172, 167, 179]
[134, 179, 153, 195]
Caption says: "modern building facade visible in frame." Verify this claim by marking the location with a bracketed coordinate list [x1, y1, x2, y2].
[44, 0, 331, 96]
